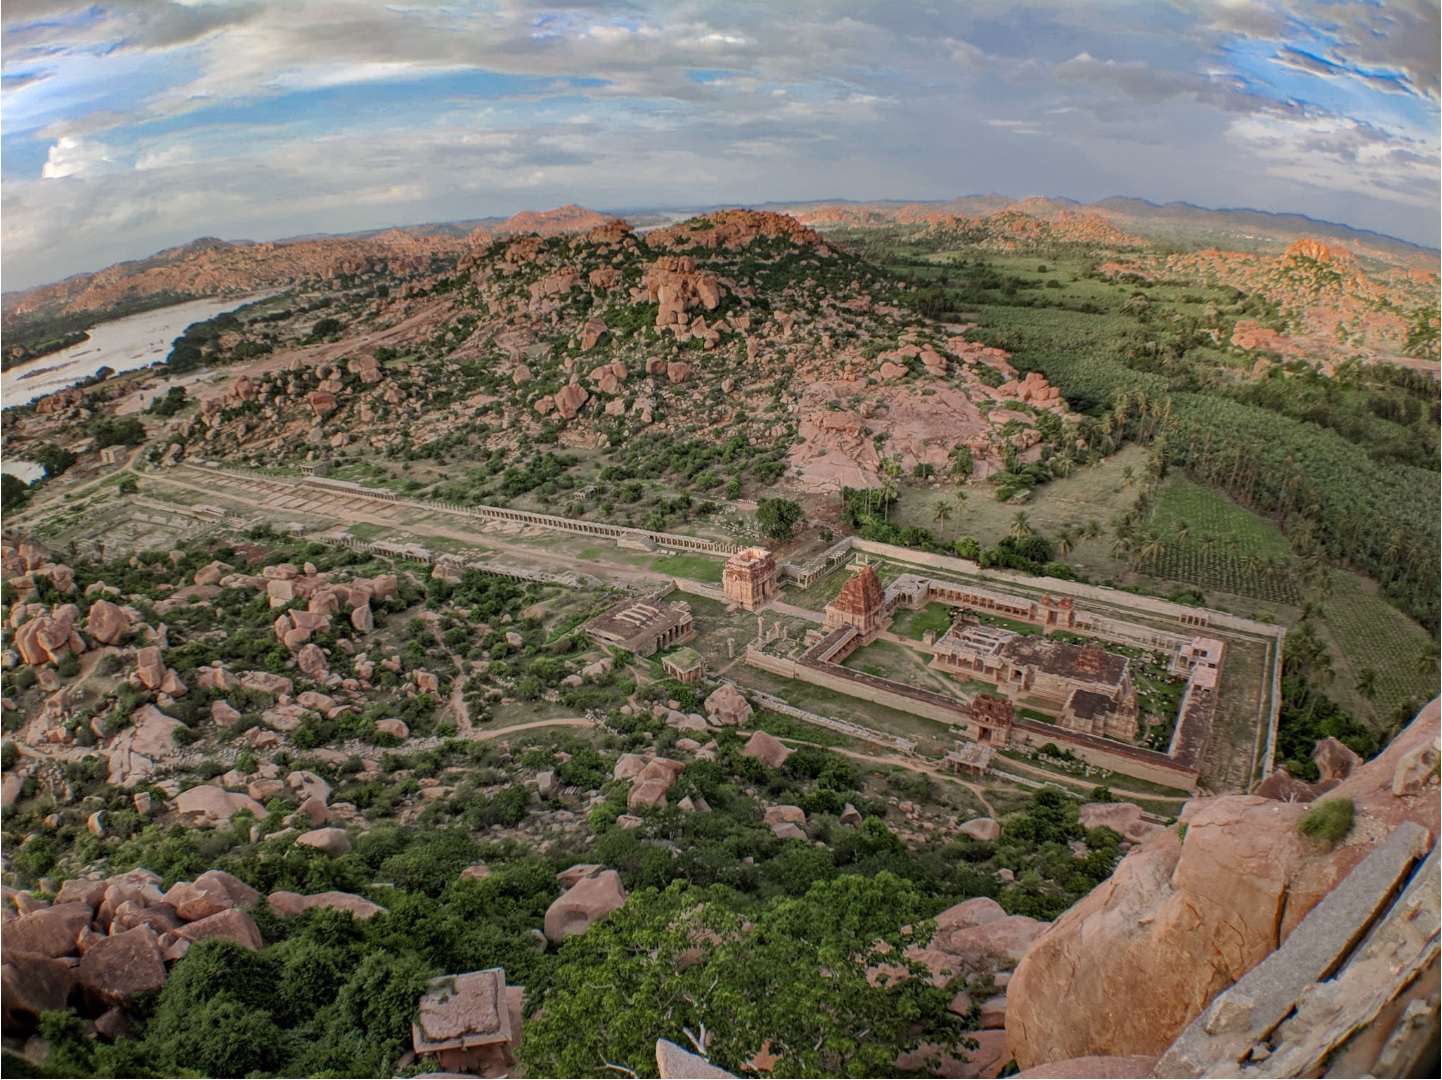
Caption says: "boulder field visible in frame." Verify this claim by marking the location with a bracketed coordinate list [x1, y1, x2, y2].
[0, 868, 386, 1039]
[1005, 698, 1441, 1071]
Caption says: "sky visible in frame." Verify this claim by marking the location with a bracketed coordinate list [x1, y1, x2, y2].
[2, 0, 1438, 290]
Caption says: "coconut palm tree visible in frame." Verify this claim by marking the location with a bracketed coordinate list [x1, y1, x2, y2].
[932, 500, 953, 537]
[1173, 520, 1191, 545]
[1081, 519, 1102, 541]
[1137, 530, 1165, 567]
[1417, 648, 1439, 678]
[1199, 533, 1216, 555]
[1121, 465, 1135, 489]
[1054, 528, 1075, 558]
[1354, 667, 1379, 704]
[879, 454, 903, 521]
[1009, 511, 1034, 540]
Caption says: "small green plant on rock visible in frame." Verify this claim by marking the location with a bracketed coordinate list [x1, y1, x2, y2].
[1298, 797, 1355, 848]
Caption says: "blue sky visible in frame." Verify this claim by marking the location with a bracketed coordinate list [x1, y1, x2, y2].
[2, 0, 1437, 289]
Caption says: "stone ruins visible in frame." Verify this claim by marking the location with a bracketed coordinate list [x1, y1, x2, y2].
[411, 968, 524, 1077]
[581, 597, 695, 658]
[722, 547, 778, 610]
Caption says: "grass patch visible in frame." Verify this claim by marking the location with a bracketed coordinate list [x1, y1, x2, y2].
[1018, 708, 1056, 724]
[891, 602, 954, 641]
[749, 707, 854, 748]
[1298, 797, 1355, 847]
[346, 522, 388, 541]
[651, 554, 725, 584]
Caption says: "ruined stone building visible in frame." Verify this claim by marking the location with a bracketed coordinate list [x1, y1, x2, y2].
[582, 598, 695, 657]
[964, 693, 1015, 748]
[411, 968, 524, 1078]
[661, 647, 705, 684]
[932, 621, 1139, 740]
[823, 564, 888, 644]
[723, 547, 778, 610]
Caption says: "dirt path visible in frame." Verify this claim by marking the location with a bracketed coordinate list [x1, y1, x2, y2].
[415, 611, 473, 734]
[130, 466, 669, 589]
[465, 717, 595, 740]
[994, 755, 1190, 806]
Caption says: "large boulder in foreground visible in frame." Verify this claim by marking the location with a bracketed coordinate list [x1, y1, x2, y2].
[78, 925, 167, 1007]
[2, 952, 79, 1029]
[1014, 1055, 1158, 1078]
[544, 869, 627, 943]
[177, 908, 264, 951]
[1006, 699, 1441, 1071]
[3, 903, 93, 958]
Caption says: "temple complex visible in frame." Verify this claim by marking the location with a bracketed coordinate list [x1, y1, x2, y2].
[931, 621, 1139, 740]
[823, 564, 888, 644]
[582, 597, 695, 657]
[723, 547, 778, 610]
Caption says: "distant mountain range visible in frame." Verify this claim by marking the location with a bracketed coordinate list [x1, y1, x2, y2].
[4, 195, 1435, 339]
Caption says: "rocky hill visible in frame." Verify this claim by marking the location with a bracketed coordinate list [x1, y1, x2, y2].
[1099, 238, 1440, 362]
[7, 210, 1073, 495]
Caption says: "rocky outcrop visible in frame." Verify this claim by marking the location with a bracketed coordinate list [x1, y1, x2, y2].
[78, 926, 167, 1006]
[85, 599, 131, 646]
[1005, 699, 1442, 1071]
[740, 731, 791, 769]
[267, 890, 386, 919]
[642, 255, 725, 331]
[296, 827, 351, 856]
[1078, 802, 1161, 845]
[544, 869, 627, 943]
[175, 908, 264, 951]
[704, 683, 752, 726]
[173, 785, 267, 826]
[959, 817, 1001, 842]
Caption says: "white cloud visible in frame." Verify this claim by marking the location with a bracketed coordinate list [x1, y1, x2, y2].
[1228, 111, 1440, 205]
[40, 135, 120, 179]
[1, 0, 1437, 287]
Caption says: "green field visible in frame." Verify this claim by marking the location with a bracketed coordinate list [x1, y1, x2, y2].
[1315, 573, 1440, 718]
[890, 602, 953, 641]
[651, 553, 725, 583]
[1144, 478, 1300, 603]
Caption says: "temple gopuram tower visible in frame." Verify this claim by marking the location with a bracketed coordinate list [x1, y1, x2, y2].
[823, 564, 889, 644]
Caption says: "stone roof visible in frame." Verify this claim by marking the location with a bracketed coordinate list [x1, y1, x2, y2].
[1066, 687, 1120, 721]
[663, 647, 704, 671]
[412, 969, 512, 1053]
[584, 598, 691, 645]
[1000, 636, 1128, 687]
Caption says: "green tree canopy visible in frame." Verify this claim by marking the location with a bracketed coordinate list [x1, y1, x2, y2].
[756, 497, 804, 543]
[524, 873, 969, 1078]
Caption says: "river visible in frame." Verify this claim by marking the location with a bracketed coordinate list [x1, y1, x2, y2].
[1, 293, 276, 410]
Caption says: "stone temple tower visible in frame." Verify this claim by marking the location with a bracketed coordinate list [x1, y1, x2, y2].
[723, 547, 778, 611]
[823, 564, 888, 644]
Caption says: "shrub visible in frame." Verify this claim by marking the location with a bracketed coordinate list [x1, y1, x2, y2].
[1298, 797, 1354, 847]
